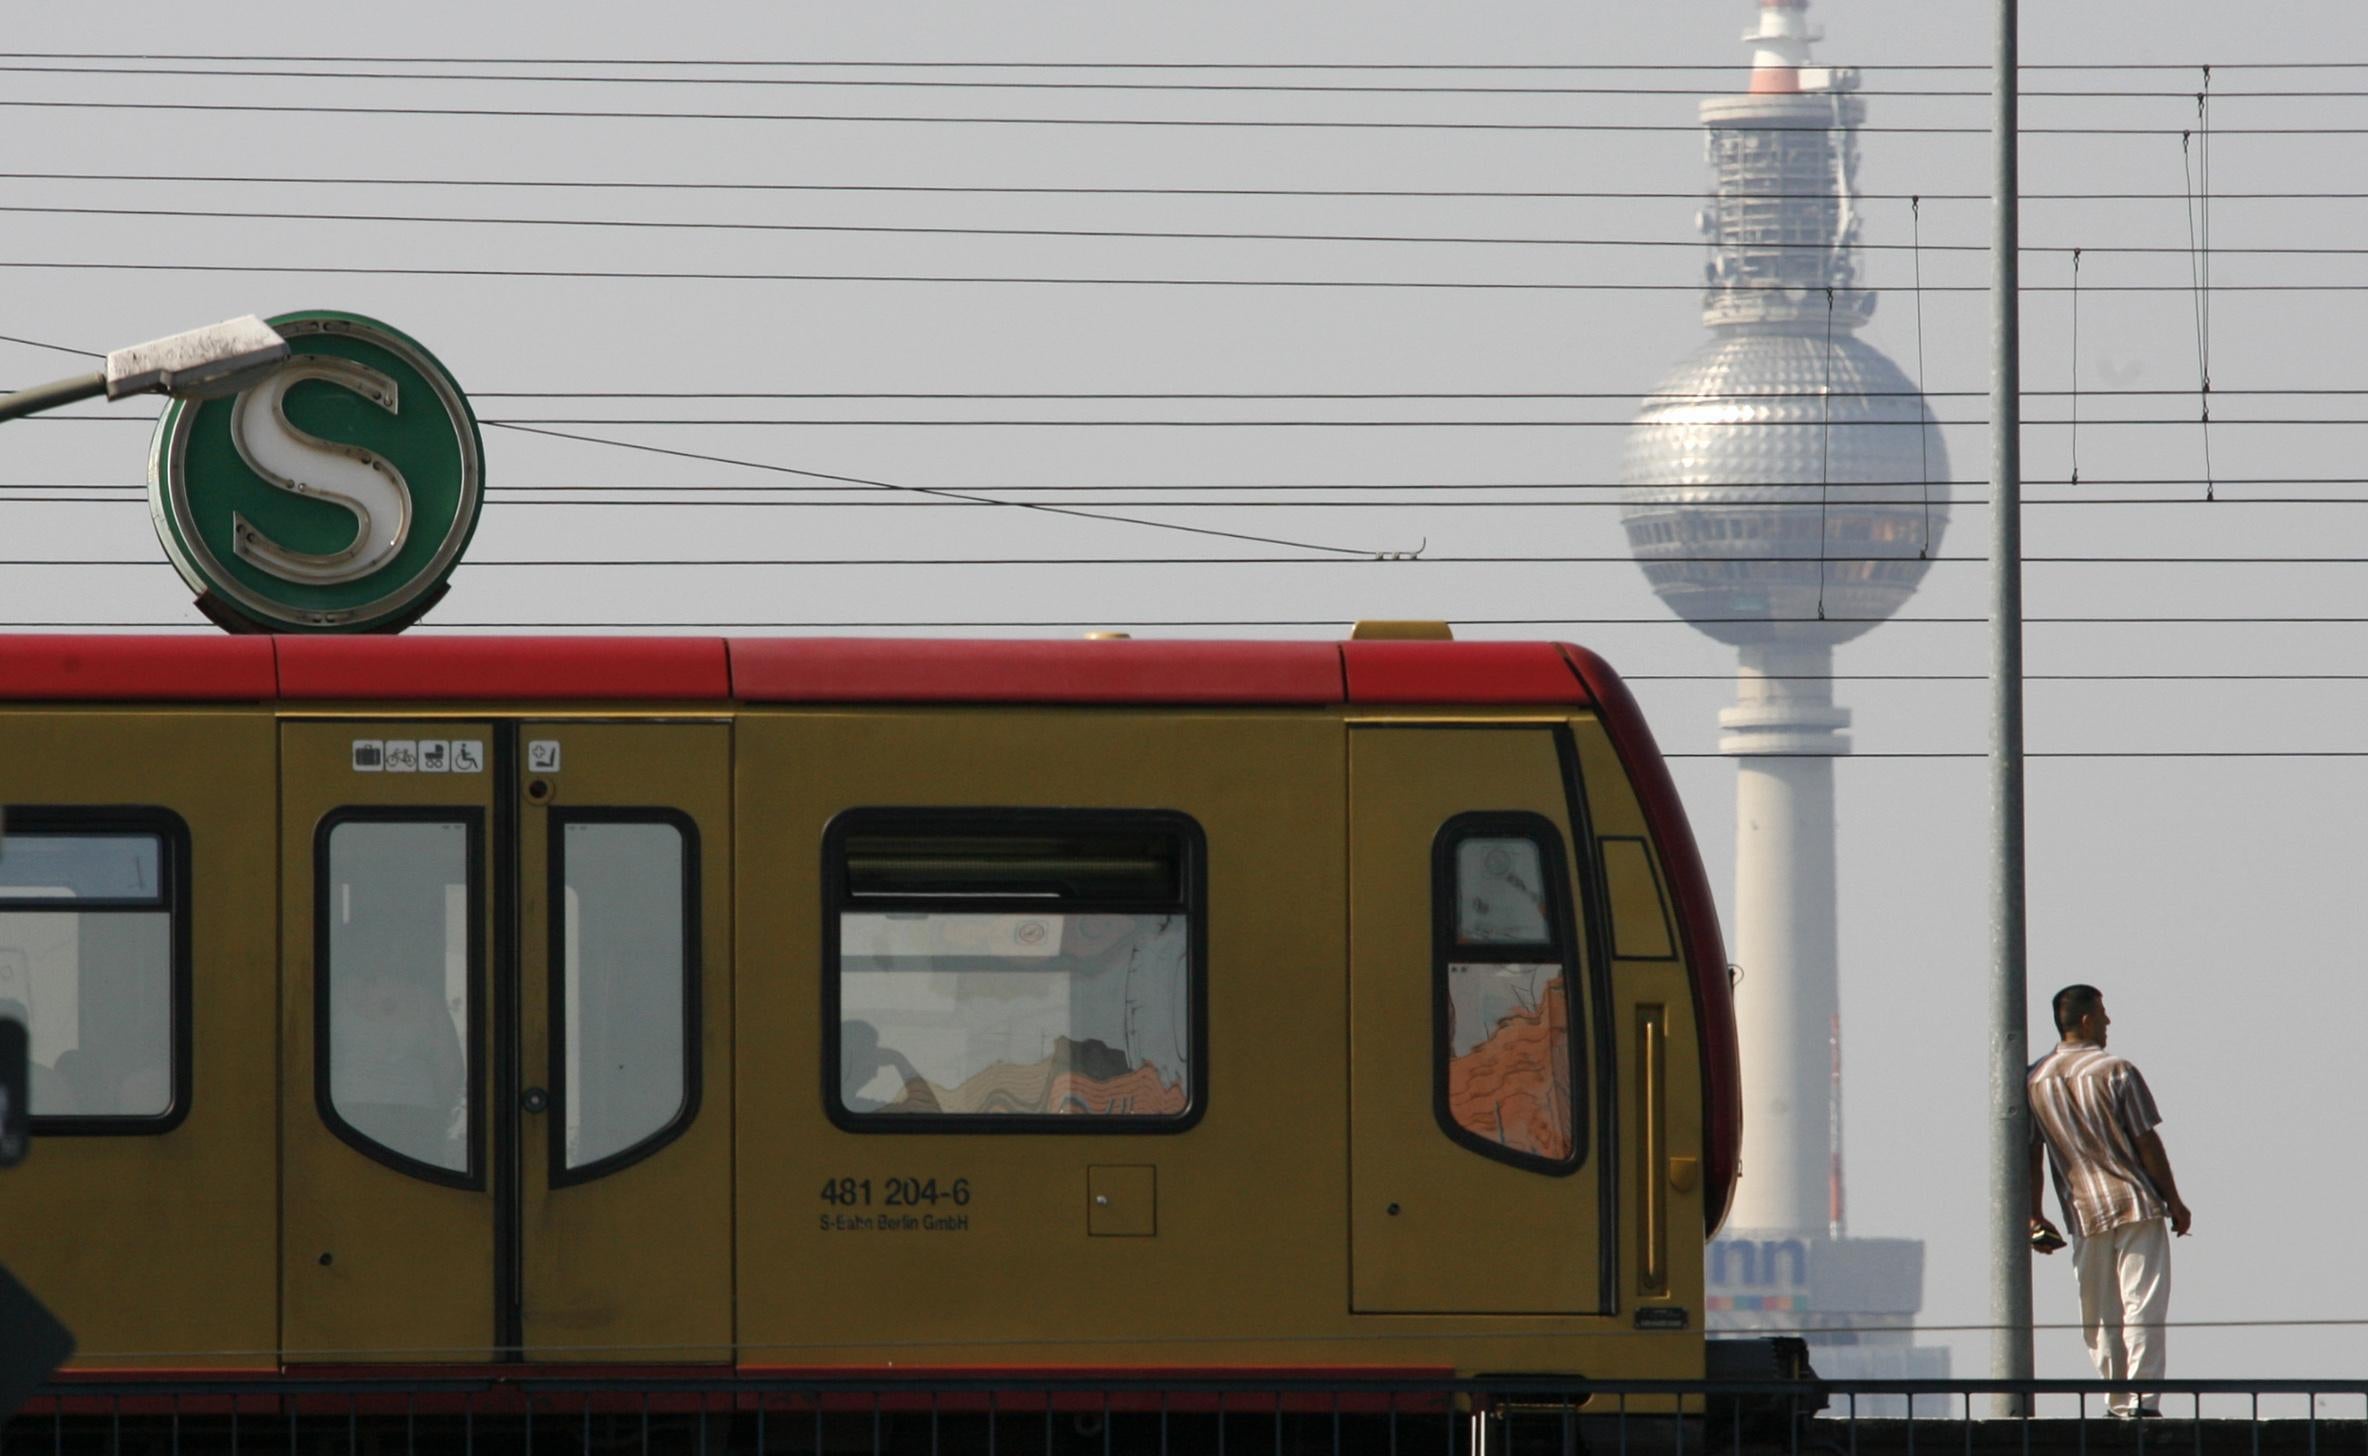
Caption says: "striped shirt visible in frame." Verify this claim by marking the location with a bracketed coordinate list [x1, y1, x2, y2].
[2027, 1042, 2167, 1238]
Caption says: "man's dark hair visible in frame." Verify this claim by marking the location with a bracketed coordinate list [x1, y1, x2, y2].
[2053, 983, 2103, 1035]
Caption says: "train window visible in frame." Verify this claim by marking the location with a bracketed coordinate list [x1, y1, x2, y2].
[319, 815, 481, 1187]
[1598, 837, 1678, 960]
[824, 810, 1204, 1130]
[1434, 814, 1583, 1173]
[553, 814, 697, 1182]
[0, 810, 189, 1130]
[1451, 837, 1553, 945]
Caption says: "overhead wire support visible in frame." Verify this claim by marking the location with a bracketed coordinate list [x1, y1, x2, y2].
[1818, 287, 1836, 620]
[2070, 247, 2082, 487]
[2182, 79, 2218, 500]
[1912, 196, 1935, 558]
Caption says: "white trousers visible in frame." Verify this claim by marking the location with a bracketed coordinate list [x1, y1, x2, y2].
[2070, 1217, 2171, 1415]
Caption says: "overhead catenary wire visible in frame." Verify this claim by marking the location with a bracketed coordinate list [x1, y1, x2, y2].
[471, 417, 2368, 427]
[20, 59, 2368, 100]
[32, 413, 2368, 426]
[23, 494, 2368, 509]
[7, 97, 2368, 136]
[21, 201, 2368, 254]
[19, 616, 2368, 630]
[10, 51, 2368, 70]
[7, 259, 2364, 292]
[6, 171, 2364, 203]
[470, 422, 1401, 559]
[22, 382, 2368, 401]
[19, 61, 2363, 99]
[3, 259, 2359, 293]
[28, 552, 2368, 566]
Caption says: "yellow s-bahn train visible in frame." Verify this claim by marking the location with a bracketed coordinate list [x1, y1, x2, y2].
[0, 629, 1740, 1387]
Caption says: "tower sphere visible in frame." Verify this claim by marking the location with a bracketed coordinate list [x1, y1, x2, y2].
[1622, 329, 1949, 647]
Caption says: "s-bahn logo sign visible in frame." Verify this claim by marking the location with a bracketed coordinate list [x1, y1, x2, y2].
[147, 311, 483, 633]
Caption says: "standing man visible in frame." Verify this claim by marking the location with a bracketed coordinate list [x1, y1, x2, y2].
[2027, 984, 2193, 1419]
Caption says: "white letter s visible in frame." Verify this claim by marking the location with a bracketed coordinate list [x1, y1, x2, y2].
[229, 357, 412, 585]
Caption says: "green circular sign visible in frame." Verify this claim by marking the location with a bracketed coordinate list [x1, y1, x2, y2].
[147, 310, 484, 633]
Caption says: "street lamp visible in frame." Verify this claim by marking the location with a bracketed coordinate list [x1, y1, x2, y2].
[0, 316, 290, 424]
[0, 314, 289, 853]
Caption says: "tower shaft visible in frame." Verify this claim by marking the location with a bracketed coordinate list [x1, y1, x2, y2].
[1719, 641, 1847, 1233]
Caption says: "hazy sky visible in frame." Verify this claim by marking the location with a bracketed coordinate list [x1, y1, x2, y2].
[4, 0, 2363, 1384]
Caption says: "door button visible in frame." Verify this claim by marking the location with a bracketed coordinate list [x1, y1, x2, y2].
[521, 1087, 550, 1115]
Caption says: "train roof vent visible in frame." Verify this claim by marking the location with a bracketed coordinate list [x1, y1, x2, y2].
[1349, 620, 1454, 641]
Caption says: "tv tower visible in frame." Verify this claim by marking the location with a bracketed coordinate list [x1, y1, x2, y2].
[1620, 0, 1949, 1387]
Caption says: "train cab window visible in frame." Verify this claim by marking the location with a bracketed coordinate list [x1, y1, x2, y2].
[1434, 814, 1583, 1172]
[554, 814, 697, 1180]
[319, 815, 481, 1186]
[824, 811, 1204, 1129]
[0, 811, 188, 1129]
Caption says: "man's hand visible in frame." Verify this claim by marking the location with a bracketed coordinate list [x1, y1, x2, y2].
[2168, 1200, 2192, 1236]
[2028, 1215, 2066, 1254]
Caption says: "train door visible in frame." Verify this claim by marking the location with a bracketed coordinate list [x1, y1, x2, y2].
[513, 721, 732, 1361]
[280, 720, 731, 1363]
[1347, 725, 1608, 1315]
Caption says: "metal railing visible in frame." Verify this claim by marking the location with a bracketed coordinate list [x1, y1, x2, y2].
[9, 1374, 2365, 1456]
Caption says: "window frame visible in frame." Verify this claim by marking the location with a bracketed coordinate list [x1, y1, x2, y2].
[820, 806, 1209, 1136]
[1430, 809, 1588, 1177]
[313, 806, 487, 1191]
[545, 807, 702, 1189]
[3, 805, 193, 1136]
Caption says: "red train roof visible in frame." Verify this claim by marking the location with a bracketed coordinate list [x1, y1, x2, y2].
[0, 635, 1597, 707]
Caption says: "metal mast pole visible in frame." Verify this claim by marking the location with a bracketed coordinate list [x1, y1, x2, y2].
[1987, 0, 2034, 1406]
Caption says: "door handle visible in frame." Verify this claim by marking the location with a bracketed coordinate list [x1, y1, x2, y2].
[1637, 1006, 1668, 1297]
[521, 1087, 549, 1115]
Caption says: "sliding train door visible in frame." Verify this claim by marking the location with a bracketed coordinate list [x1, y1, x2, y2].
[281, 719, 498, 1361]
[1347, 724, 1609, 1315]
[280, 719, 731, 1363]
[513, 721, 732, 1362]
